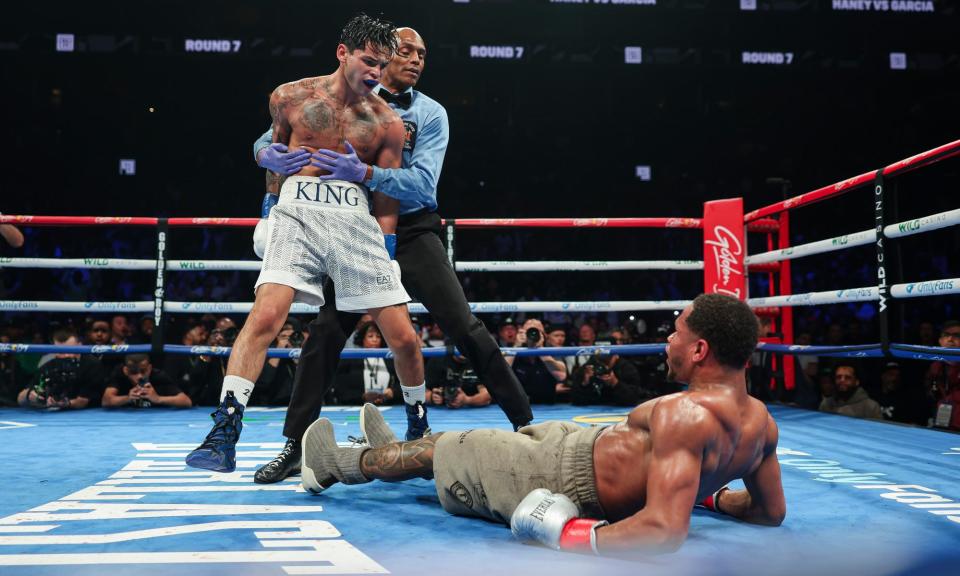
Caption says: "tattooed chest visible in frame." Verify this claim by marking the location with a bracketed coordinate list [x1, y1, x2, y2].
[291, 99, 381, 158]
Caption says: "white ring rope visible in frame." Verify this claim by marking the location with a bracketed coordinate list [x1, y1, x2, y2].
[746, 229, 876, 265]
[2, 206, 954, 274]
[883, 207, 960, 239]
[0, 258, 701, 273]
[747, 207, 960, 266]
[0, 257, 157, 270]
[0, 301, 155, 313]
[0, 300, 695, 314]
[166, 260, 262, 271]
[4, 277, 958, 314]
[166, 300, 696, 314]
[454, 260, 703, 272]
[890, 277, 960, 299]
[749, 286, 879, 307]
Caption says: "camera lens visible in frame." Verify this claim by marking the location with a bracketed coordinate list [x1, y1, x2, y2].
[525, 327, 541, 344]
[289, 331, 304, 348]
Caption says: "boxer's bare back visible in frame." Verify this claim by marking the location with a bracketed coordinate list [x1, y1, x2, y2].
[594, 387, 778, 522]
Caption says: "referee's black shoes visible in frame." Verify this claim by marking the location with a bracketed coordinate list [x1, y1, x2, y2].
[254, 438, 301, 484]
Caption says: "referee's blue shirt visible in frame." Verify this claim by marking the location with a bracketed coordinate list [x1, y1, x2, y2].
[253, 83, 449, 215]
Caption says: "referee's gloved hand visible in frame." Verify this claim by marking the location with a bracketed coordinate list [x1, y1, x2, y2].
[312, 141, 368, 183]
[257, 143, 311, 175]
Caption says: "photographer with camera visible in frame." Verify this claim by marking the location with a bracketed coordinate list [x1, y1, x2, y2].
[186, 317, 238, 407]
[251, 318, 306, 406]
[102, 354, 192, 408]
[506, 319, 567, 404]
[569, 345, 651, 406]
[426, 349, 491, 409]
[329, 322, 398, 406]
[17, 328, 105, 410]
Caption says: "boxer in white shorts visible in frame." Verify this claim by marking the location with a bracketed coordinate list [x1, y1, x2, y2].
[186, 14, 426, 473]
[257, 176, 408, 312]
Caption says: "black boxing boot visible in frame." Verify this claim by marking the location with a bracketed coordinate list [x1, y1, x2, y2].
[254, 438, 301, 484]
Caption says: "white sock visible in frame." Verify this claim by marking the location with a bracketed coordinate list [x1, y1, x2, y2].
[221, 375, 255, 407]
[400, 382, 426, 405]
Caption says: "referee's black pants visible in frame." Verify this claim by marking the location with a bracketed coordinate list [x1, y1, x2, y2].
[282, 210, 534, 440]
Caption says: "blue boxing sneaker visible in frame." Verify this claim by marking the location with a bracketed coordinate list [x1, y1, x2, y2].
[404, 401, 430, 441]
[185, 391, 244, 472]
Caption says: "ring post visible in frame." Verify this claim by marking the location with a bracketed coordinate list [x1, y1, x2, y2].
[151, 219, 169, 363]
[778, 210, 795, 394]
[703, 198, 746, 300]
[874, 169, 890, 356]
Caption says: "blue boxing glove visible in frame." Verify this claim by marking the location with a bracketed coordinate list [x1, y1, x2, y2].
[261, 192, 279, 218]
[253, 193, 279, 259]
[383, 234, 397, 259]
[311, 140, 369, 183]
[510, 488, 608, 554]
[383, 234, 401, 284]
[258, 143, 311, 175]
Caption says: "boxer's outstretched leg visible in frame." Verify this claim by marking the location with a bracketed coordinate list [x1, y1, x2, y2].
[301, 416, 441, 494]
[369, 303, 429, 440]
[360, 434, 441, 482]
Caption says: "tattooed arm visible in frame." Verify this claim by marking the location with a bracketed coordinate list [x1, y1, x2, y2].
[267, 86, 295, 192]
[369, 113, 405, 235]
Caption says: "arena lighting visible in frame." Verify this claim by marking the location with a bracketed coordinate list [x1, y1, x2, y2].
[55, 33, 74, 52]
[890, 52, 907, 70]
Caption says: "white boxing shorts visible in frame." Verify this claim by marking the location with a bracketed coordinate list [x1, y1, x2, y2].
[254, 176, 409, 312]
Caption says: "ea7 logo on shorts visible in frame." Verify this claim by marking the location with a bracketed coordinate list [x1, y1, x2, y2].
[376, 274, 392, 285]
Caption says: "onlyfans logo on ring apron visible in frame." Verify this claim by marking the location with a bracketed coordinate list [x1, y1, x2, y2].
[705, 226, 743, 298]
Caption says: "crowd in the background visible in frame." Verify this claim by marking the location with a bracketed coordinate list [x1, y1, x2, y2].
[1, 217, 958, 431]
[1, 309, 957, 433]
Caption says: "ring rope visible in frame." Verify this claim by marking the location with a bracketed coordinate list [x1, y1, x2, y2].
[0, 257, 804, 274]
[0, 300, 696, 314]
[0, 258, 705, 273]
[748, 287, 878, 308]
[5, 208, 954, 273]
[746, 229, 875, 266]
[454, 260, 703, 272]
[4, 341, 958, 361]
[0, 258, 158, 270]
[882, 207, 960, 239]
[745, 139, 960, 221]
[439, 218, 703, 229]
[0, 215, 704, 230]
[4, 274, 957, 314]
[746, 207, 960, 266]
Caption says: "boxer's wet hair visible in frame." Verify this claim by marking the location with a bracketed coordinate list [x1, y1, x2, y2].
[686, 294, 759, 370]
[340, 13, 398, 56]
